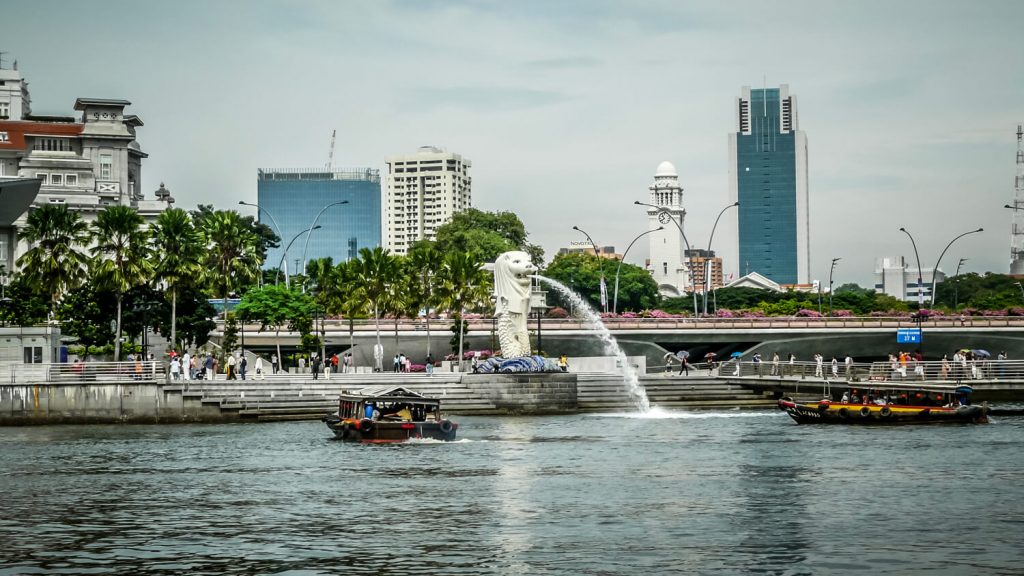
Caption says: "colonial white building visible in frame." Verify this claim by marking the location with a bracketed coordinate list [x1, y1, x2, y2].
[644, 161, 691, 297]
[0, 62, 171, 269]
[384, 146, 471, 255]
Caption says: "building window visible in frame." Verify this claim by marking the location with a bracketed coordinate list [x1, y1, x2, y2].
[0, 131, 8, 143]
[24, 346, 43, 364]
[49, 198, 65, 204]
[65, 174, 78, 186]
[0, 102, 9, 119]
[36, 172, 47, 183]
[99, 153, 112, 179]
[32, 138, 72, 152]
[50, 174, 63, 186]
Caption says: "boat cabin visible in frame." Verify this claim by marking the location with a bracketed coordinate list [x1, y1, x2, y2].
[337, 386, 442, 423]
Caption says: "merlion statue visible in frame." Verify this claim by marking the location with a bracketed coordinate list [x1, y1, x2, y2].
[493, 251, 537, 359]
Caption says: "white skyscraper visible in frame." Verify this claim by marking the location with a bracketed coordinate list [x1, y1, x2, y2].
[384, 146, 471, 255]
[645, 161, 690, 297]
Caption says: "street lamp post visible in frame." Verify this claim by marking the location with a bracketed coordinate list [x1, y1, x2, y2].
[613, 226, 663, 314]
[953, 258, 968, 309]
[899, 227, 924, 308]
[929, 228, 984, 307]
[828, 257, 841, 315]
[634, 201, 698, 317]
[238, 200, 284, 284]
[572, 225, 608, 313]
[301, 200, 348, 276]
[704, 201, 740, 316]
[277, 226, 321, 289]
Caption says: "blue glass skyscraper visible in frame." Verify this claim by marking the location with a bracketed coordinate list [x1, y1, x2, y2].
[257, 168, 381, 272]
[728, 84, 809, 285]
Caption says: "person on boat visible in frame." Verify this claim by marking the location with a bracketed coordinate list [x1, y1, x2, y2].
[841, 390, 850, 403]
[850, 391, 861, 404]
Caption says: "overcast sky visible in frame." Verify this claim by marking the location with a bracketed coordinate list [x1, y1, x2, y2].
[6, 0, 1023, 286]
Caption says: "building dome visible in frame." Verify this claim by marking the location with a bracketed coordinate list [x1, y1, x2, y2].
[655, 161, 677, 178]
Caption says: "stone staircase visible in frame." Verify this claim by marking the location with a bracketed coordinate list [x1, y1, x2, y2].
[577, 374, 779, 411]
[165, 373, 500, 422]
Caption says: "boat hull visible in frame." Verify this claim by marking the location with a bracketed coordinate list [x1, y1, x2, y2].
[778, 399, 989, 425]
[323, 414, 458, 442]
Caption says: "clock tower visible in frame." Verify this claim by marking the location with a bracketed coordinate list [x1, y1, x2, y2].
[646, 161, 690, 297]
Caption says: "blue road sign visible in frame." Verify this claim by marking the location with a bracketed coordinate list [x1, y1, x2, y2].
[897, 328, 922, 344]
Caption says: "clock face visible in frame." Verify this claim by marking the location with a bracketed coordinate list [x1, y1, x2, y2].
[658, 212, 672, 224]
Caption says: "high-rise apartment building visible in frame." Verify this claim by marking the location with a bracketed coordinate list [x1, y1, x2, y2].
[257, 168, 381, 272]
[728, 84, 809, 284]
[385, 146, 471, 255]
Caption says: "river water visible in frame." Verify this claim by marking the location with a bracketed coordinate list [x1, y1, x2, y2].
[2, 411, 1023, 575]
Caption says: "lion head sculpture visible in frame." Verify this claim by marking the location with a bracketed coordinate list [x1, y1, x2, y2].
[493, 251, 536, 316]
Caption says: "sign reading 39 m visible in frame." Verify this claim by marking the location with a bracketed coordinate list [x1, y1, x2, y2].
[896, 328, 922, 344]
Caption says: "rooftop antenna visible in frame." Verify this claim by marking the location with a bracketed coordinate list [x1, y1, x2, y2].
[327, 129, 336, 171]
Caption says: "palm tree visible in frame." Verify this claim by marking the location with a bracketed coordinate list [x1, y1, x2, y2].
[306, 256, 338, 359]
[336, 258, 369, 357]
[407, 244, 443, 357]
[15, 204, 91, 319]
[151, 208, 203, 353]
[436, 251, 491, 369]
[354, 247, 400, 371]
[200, 210, 261, 327]
[91, 206, 154, 361]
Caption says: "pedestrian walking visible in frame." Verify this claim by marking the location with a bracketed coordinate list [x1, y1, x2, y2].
[271, 353, 278, 374]
[238, 354, 247, 380]
[426, 353, 435, 375]
[182, 351, 191, 381]
[831, 356, 839, 378]
[771, 352, 780, 376]
[844, 354, 853, 379]
[255, 355, 264, 380]
[170, 357, 181, 380]
[227, 353, 236, 380]
[393, 354, 401, 373]
[814, 353, 824, 378]
[312, 354, 321, 380]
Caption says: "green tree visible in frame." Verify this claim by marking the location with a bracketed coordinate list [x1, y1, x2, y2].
[192, 204, 280, 264]
[235, 283, 314, 366]
[407, 242, 444, 357]
[200, 210, 262, 326]
[152, 286, 216, 350]
[91, 206, 154, 361]
[432, 209, 544, 264]
[354, 247, 401, 367]
[544, 252, 658, 313]
[15, 204, 92, 318]
[436, 251, 491, 363]
[57, 284, 117, 352]
[336, 258, 370, 354]
[0, 274, 50, 326]
[152, 208, 204, 352]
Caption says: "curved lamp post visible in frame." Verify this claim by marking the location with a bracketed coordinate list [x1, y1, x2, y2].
[704, 201, 740, 316]
[613, 226, 663, 314]
[278, 226, 321, 288]
[634, 201, 698, 317]
[899, 227, 924, 307]
[828, 257, 841, 315]
[572, 225, 608, 313]
[953, 257, 968, 309]
[301, 200, 349, 276]
[929, 228, 983, 307]
[238, 200, 284, 286]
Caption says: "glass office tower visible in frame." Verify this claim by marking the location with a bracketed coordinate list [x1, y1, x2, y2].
[728, 85, 809, 285]
[257, 168, 381, 272]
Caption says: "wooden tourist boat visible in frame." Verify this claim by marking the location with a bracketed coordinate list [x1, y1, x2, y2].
[778, 385, 988, 425]
[322, 386, 458, 442]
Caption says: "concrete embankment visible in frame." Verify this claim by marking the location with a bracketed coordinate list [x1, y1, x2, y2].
[0, 373, 779, 424]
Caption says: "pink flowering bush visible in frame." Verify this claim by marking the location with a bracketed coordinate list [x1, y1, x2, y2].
[715, 309, 736, 318]
[830, 309, 854, 317]
[600, 312, 620, 319]
[981, 309, 1008, 317]
[409, 364, 426, 372]
[740, 310, 767, 318]
[648, 309, 676, 319]
[795, 309, 823, 318]
[1009, 307, 1024, 316]
[546, 307, 569, 319]
[620, 311, 639, 319]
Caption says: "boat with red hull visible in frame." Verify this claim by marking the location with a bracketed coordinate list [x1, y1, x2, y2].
[322, 386, 458, 442]
[778, 385, 988, 425]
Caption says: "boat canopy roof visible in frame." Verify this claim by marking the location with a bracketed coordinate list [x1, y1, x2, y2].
[840, 383, 973, 395]
[338, 386, 441, 406]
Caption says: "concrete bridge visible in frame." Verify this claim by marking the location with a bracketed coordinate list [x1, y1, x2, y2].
[219, 316, 1024, 373]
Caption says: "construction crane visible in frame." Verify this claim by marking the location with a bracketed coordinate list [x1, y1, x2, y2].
[326, 129, 336, 171]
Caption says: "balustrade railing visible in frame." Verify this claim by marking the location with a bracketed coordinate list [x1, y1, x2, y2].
[704, 359, 1024, 382]
[2, 361, 165, 385]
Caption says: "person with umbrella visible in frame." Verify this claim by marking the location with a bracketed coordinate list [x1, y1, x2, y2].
[677, 350, 690, 376]
[730, 351, 743, 376]
[704, 352, 718, 375]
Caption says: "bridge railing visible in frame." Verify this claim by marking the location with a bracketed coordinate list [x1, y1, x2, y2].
[216, 315, 1024, 334]
[2, 361, 166, 385]
[711, 359, 1024, 382]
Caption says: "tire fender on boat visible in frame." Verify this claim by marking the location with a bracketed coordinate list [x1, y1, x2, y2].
[880, 406, 892, 418]
[438, 420, 454, 434]
[838, 408, 849, 419]
[860, 406, 872, 418]
[360, 418, 374, 432]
